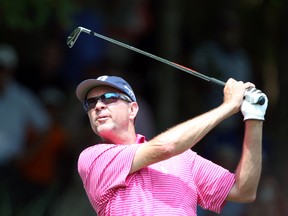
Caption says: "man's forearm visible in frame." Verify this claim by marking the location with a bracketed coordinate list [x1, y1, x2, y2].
[152, 103, 237, 156]
[233, 120, 263, 202]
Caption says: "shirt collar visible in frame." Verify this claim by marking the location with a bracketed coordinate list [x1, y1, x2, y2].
[136, 134, 146, 144]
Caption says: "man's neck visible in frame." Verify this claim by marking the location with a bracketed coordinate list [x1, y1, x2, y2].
[102, 131, 137, 144]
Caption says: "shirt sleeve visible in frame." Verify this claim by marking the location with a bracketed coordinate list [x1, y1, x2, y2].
[188, 151, 235, 213]
[78, 144, 140, 205]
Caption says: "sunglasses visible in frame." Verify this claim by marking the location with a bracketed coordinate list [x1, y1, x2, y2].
[83, 92, 132, 112]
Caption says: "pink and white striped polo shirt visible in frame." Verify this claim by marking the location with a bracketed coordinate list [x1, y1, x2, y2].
[78, 134, 235, 215]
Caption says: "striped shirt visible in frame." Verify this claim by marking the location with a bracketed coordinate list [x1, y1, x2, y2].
[78, 134, 235, 215]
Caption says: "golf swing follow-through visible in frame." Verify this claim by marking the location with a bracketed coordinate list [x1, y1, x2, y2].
[67, 26, 268, 215]
[67, 26, 266, 105]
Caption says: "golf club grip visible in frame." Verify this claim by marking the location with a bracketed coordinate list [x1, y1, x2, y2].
[257, 96, 266, 105]
[210, 80, 265, 104]
[245, 87, 266, 105]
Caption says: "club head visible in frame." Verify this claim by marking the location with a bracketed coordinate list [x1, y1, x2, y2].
[67, 27, 83, 48]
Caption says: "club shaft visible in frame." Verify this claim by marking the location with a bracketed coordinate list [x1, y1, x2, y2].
[67, 27, 266, 105]
[80, 27, 225, 87]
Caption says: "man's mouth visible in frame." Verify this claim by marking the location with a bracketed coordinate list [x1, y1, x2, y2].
[96, 114, 109, 121]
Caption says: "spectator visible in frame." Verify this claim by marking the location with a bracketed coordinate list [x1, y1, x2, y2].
[17, 87, 70, 215]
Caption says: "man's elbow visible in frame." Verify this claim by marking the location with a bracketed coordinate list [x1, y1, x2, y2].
[228, 185, 258, 203]
[238, 194, 256, 203]
[241, 193, 257, 203]
[238, 191, 257, 203]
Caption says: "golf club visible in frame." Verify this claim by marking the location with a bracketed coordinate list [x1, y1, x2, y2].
[67, 26, 265, 105]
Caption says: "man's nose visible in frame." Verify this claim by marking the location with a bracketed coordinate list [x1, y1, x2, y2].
[95, 99, 106, 110]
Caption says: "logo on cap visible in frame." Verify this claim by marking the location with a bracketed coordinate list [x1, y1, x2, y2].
[97, 75, 109, 81]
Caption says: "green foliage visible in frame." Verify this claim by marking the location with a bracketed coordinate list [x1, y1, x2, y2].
[0, 0, 76, 31]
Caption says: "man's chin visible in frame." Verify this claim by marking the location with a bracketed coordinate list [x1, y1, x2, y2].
[96, 125, 114, 137]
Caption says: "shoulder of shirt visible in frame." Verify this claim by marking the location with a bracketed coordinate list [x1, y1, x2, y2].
[80, 143, 112, 153]
[79, 141, 144, 158]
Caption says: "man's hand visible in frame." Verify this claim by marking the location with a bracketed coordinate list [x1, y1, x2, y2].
[241, 88, 268, 121]
[223, 79, 255, 114]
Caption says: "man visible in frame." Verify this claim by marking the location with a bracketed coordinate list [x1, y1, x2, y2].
[75, 75, 268, 215]
[0, 43, 51, 165]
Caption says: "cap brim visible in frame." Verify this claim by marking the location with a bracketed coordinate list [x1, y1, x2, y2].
[76, 79, 124, 102]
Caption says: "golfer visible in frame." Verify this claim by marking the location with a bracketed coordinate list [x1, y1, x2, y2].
[76, 75, 268, 215]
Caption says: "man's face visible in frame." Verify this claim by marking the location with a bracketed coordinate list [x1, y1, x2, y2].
[85, 86, 135, 142]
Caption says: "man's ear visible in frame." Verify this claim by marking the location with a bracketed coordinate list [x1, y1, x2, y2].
[129, 102, 139, 121]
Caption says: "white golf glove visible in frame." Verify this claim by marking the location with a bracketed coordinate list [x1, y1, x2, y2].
[241, 87, 268, 121]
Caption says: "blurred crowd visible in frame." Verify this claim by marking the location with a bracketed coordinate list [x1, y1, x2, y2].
[0, 0, 287, 215]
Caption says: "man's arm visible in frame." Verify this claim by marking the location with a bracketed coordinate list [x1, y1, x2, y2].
[130, 78, 253, 174]
[227, 120, 263, 202]
[130, 102, 237, 174]
[226, 86, 268, 202]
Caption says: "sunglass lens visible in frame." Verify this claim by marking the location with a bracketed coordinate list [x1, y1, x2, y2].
[85, 97, 98, 111]
[84, 93, 128, 112]
[101, 93, 118, 104]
